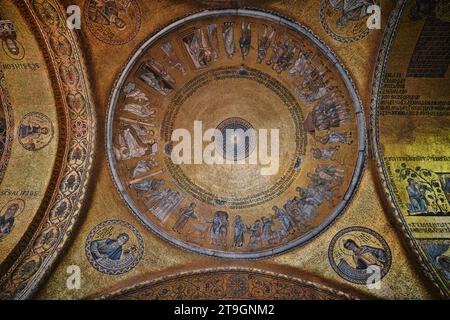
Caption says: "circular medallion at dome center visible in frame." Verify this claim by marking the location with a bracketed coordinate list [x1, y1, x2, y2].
[216, 117, 254, 161]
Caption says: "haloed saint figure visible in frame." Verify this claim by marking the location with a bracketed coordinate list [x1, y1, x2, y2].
[0, 200, 25, 239]
[85, 220, 144, 275]
[85, 0, 141, 45]
[0, 16, 25, 60]
[343, 238, 387, 270]
[18, 113, 54, 151]
[90, 233, 130, 261]
[328, 227, 392, 284]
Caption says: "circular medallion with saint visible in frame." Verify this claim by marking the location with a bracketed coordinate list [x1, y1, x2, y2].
[106, 9, 366, 258]
[328, 227, 391, 284]
[17, 112, 54, 151]
[320, 0, 378, 43]
[85, 220, 144, 275]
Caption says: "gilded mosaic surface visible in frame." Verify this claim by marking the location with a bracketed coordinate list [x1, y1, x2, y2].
[99, 268, 358, 300]
[0, 0, 96, 299]
[372, 0, 450, 297]
[0, 0, 447, 300]
[106, 10, 366, 258]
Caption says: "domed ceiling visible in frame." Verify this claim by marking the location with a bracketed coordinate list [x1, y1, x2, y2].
[106, 10, 366, 258]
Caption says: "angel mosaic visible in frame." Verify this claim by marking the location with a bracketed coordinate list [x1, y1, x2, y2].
[239, 22, 252, 59]
[181, 27, 215, 69]
[137, 58, 175, 96]
[222, 22, 235, 58]
[257, 24, 276, 63]
[114, 126, 156, 161]
[161, 42, 187, 75]
[122, 82, 155, 118]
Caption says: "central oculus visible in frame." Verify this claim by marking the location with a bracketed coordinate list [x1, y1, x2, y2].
[215, 117, 255, 161]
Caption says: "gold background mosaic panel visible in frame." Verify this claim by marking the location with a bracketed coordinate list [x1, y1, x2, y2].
[0, 0, 447, 300]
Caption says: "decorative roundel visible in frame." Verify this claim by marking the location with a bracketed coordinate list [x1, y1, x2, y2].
[106, 9, 366, 258]
[17, 112, 54, 151]
[84, 0, 142, 45]
[320, 0, 378, 43]
[85, 220, 144, 275]
[328, 226, 392, 284]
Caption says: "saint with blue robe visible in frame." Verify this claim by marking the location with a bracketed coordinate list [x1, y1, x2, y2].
[90, 233, 129, 261]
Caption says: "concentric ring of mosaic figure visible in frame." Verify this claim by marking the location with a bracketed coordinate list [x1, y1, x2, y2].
[106, 9, 366, 258]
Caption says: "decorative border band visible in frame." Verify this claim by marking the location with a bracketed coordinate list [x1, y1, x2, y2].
[0, 0, 96, 300]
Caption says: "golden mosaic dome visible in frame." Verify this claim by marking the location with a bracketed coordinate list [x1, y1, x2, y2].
[106, 10, 366, 258]
[0, 0, 448, 301]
